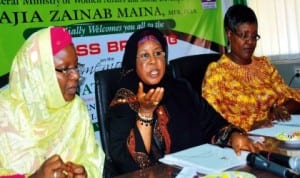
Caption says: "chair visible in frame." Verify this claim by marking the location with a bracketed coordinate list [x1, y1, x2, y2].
[94, 68, 122, 178]
[169, 53, 221, 93]
[0, 73, 9, 88]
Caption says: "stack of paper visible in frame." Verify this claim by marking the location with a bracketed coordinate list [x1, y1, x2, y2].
[159, 144, 249, 175]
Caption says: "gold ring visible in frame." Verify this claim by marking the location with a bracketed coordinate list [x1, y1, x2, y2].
[283, 110, 288, 114]
[153, 101, 159, 106]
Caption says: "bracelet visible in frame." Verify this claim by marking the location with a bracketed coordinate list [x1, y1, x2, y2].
[281, 105, 289, 114]
[137, 112, 154, 126]
[271, 104, 289, 114]
[214, 125, 245, 147]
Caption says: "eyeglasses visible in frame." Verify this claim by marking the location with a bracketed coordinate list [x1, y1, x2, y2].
[55, 63, 84, 76]
[232, 31, 261, 41]
[137, 51, 165, 61]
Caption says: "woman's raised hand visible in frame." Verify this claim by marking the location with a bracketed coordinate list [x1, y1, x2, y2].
[136, 82, 165, 152]
[137, 82, 164, 114]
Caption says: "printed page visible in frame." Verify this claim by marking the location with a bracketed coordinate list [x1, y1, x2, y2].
[159, 144, 249, 175]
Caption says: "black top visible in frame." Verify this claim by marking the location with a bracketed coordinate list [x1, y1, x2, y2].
[107, 27, 233, 175]
[107, 76, 229, 174]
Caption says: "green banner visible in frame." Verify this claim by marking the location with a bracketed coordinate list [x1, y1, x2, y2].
[0, 0, 225, 75]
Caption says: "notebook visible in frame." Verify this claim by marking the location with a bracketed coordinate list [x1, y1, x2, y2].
[159, 143, 249, 175]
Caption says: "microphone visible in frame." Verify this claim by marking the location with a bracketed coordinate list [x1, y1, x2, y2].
[247, 153, 300, 178]
[260, 151, 300, 173]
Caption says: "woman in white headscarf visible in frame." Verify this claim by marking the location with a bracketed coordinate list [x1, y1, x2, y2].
[0, 27, 104, 178]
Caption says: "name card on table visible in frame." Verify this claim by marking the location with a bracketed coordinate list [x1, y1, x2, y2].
[159, 143, 249, 175]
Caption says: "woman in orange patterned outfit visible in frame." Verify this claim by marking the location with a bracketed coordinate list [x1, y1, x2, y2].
[202, 4, 300, 131]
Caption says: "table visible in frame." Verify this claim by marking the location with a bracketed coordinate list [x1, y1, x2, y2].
[114, 136, 297, 178]
[115, 163, 281, 178]
[115, 163, 180, 178]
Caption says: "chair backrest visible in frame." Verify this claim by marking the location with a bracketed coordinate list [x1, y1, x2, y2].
[0, 73, 9, 88]
[94, 68, 122, 177]
[94, 68, 122, 159]
[169, 53, 221, 93]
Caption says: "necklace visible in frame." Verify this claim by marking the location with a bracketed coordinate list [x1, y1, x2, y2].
[227, 56, 269, 83]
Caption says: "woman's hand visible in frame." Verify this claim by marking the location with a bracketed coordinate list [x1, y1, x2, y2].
[137, 82, 164, 115]
[65, 162, 87, 178]
[251, 119, 273, 130]
[230, 132, 265, 156]
[136, 82, 164, 152]
[29, 155, 68, 178]
[268, 104, 291, 122]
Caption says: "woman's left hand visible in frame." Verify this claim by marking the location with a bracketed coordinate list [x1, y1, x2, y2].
[269, 104, 291, 122]
[230, 132, 265, 156]
[65, 162, 87, 178]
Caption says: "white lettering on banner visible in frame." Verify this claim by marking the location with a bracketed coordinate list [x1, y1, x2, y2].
[88, 24, 123, 33]
[68, 26, 86, 36]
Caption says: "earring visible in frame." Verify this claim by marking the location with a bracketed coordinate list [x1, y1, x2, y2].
[226, 40, 231, 53]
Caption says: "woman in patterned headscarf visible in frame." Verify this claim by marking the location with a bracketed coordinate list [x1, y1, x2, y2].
[107, 27, 264, 175]
[0, 27, 104, 178]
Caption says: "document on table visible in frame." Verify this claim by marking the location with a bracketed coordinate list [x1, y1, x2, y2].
[159, 143, 249, 175]
[249, 115, 300, 138]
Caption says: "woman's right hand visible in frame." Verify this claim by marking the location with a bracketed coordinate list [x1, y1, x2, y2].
[29, 155, 68, 178]
[137, 82, 164, 115]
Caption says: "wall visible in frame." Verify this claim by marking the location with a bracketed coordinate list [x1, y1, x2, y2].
[272, 57, 300, 89]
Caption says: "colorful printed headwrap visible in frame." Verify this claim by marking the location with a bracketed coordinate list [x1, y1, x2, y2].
[137, 35, 159, 47]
